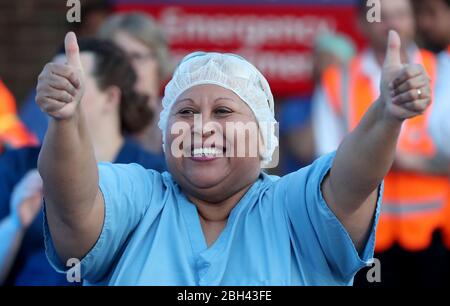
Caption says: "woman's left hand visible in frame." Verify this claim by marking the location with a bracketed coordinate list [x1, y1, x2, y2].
[380, 30, 432, 122]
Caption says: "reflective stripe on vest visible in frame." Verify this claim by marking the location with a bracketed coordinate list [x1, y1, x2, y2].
[382, 198, 444, 216]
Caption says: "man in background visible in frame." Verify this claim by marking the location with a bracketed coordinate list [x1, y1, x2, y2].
[314, 0, 450, 287]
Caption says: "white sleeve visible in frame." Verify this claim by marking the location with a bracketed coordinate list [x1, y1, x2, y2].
[429, 53, 450, 158]
[311, 86, 346, 157]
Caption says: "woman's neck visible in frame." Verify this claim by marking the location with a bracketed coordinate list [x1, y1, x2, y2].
[187, 183, 253, 247]
[134, 122, 163, 154]
[91, 128, 124, 163]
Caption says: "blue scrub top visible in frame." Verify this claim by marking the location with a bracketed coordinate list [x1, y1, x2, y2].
[44, 152, 381, 286]
[0, 138, 166, 285]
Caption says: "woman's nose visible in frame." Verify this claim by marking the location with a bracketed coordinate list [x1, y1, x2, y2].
[191, 113, 219, 138]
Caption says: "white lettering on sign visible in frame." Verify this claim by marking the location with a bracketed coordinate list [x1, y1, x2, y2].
[160, 8, 336, 48]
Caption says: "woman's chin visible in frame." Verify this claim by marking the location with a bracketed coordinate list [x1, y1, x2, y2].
[184, 170, 228, 190]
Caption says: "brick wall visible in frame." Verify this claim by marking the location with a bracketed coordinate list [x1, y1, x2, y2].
[0, 0, 97, 107]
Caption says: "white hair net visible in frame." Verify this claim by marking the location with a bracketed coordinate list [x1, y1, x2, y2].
[158, 52, 279, 165]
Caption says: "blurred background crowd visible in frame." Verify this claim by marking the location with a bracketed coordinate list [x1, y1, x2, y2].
[0, 0, 449, 287]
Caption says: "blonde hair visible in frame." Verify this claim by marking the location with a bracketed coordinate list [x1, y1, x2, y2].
[98, 12, 172, 81]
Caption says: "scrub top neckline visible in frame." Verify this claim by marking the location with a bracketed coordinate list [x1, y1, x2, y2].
[177, 174, 264, 263]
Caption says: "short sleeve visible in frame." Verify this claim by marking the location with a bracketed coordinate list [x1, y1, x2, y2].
[278, 152, 381, 284]
[44, 162, 159, 283]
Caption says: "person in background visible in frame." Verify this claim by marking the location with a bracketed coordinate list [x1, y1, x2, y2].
[277, 97, 315, 174]
[414, 0, 450, 285]
[0, 38, 165, 285]
[0, 170, 42, 285]
[429, 49, 450, 159]
[98, 12, 173, 156]
[414, 0, 450, 158]
[277, 33, 355, 175]
[0, 80, 37, 153]
[19, 0, 113, 143]
[430, 43, 450, 287]
[311, 33, 356, 160]
[413, 0, 450, 53]
[72, 0, 112, 37]
[314, 0, 450, 287]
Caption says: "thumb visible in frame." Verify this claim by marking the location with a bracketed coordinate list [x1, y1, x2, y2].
[64, 32, 82, 68]
[383, 30, 402, 68]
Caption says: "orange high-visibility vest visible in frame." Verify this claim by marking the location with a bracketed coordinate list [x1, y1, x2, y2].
[0, 79, 37, 152]
[322, 49, 450, 252]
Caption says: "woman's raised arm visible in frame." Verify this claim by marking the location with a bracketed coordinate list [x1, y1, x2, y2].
[37, 32, 104, 262]
[322, 31, 432, 251]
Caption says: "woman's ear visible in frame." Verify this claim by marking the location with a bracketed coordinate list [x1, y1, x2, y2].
[103, 86, 121, 113]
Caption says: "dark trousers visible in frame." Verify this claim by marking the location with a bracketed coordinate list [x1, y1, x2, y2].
[354, 231, 450, 287]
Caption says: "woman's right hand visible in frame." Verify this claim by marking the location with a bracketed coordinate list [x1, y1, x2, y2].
[36, 32, 84, 120]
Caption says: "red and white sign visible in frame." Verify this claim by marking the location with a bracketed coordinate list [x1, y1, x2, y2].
[115, 3, 366, 97]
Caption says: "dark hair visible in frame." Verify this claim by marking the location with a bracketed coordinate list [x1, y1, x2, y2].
[412, 0, 450, 8]
[360, 0, 450, 15]
[70, 0, 112, 32]
[57, 38, 152, 134]
[357, 0, 371, 17]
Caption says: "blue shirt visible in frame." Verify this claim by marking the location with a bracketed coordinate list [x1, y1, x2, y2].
[0, 138, 166, 285]
[44, 152, 381, 285]
[19, 89, 48, 143]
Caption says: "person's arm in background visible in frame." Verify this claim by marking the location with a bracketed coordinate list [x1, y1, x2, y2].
[0, 170, 42, 284]
[322, 31, 432, 251]
[36, 32, 104, 262]
[0, 214, 22, 284]
[425, 51, 450, 171]
[392, 152, 449, 176]
[311, 86, 346, 157]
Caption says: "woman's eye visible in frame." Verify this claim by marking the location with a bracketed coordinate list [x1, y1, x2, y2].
[215, 108, 232, 115]
[178, 109, 196, 115]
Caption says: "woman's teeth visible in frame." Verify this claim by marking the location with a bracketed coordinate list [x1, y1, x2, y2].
[192, 147, 222, 157]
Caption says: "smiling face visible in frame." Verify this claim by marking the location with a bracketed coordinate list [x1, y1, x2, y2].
[164, 84, 263, 203]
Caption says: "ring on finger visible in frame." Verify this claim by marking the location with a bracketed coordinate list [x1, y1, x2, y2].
[417, 89, 423, 99]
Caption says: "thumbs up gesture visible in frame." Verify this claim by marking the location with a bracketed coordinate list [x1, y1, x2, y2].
[380, 30, 431, 121]
[36, 32, 84, 120]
